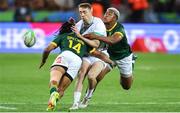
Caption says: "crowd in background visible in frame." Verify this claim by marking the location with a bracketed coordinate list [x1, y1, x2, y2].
[0, 0, 179, 23]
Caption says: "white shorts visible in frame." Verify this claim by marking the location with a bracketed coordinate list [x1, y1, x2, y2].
[83, 50, 109, 69]
[115, 53, 133, 77]
[51, 50, 82, 80]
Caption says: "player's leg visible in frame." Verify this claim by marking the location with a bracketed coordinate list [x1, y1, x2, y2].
[48, 51, 81, 111]
[96, 65, 111, 84]
[47, 66, 66, 111]
[70, 59, 91, 110]
[58, 74, 73, 98]
[116, 53, 134, 90]
[120, 74, 133, 90]
[79, 61, 105, 108]
[52, 52, 82, 110]
[87, 61, 104, 93]
[79, 64, 111, 108]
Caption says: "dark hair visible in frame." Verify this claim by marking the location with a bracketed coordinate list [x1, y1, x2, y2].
[78, 3, 92, 9]
[58, 18, 75, 35]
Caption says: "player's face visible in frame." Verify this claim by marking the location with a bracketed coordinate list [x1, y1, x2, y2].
[103, 9, 116, 23]
[79, 7, 92, 24]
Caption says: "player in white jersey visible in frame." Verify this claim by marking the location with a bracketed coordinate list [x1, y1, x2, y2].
[69, 3, 108, 110]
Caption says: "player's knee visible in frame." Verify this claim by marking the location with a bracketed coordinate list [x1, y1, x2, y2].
[120, 75, 133, 90]
[121, 83, 131, 90]
[88, 74, 96, 81]
[78, 69, 87, 78]
[50, 80, 58, 86]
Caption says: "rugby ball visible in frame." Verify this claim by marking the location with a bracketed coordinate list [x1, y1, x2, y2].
[23, 30, 36, 47]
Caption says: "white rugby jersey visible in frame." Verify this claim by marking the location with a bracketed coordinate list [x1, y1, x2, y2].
[76, 17, 107, 36]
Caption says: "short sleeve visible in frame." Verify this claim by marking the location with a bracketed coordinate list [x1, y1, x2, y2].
[93, 19, 107, 36]
[51, 34, 65, 47]
[114, 25, 125, 38]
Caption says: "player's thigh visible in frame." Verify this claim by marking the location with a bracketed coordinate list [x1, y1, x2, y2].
[115, 54, 133, 78]
[51, 53, 69, 68]
[96, 65, 111, 82]
[50, 52, 70, 82]
[88, 61, 104, 78]
[78, 58, 91, 78]
[50, 66, 66, 83]
[66, 55, 82, 80]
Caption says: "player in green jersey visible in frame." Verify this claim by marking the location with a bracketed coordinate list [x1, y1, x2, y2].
[80, 7, 136, 108]
[39, 18, 113, 111]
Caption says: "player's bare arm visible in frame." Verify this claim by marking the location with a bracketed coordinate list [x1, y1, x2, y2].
[84, 32, 122, 45]
[90, 50, 115, 66]
[39, 43, 56, 69]
[71, 25, 100, 48]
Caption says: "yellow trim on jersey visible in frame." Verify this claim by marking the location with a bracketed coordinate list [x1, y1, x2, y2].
[51, 42, 57, 47]
[89, 48, 96, 53]
[114, 32, 124, 38]
[107, 22, 117, 31]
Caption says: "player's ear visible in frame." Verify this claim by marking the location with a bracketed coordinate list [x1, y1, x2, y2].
[90, 8, 93, 13]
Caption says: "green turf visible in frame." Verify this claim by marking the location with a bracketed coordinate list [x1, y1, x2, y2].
[0, 53, 180, 112]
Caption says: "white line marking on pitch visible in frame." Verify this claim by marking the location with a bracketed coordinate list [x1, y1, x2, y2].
[1, 102, 180, 105]
[101, 102, 180, 105]
[0, 105, 17, 110]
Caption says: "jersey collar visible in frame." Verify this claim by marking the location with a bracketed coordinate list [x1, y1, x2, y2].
[107, 22, 117, 32]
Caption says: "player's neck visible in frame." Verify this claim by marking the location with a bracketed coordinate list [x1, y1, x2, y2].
[84, 16, 93, 25]
[106, 21, 117, 30]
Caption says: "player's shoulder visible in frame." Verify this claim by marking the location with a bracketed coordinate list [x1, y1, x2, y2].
[55, 33, 68, 39]
[93, 17, 104, 24]
[76, 20, 83, 26]
[113, 22, 124, 32]
[116, 22, 124, 29]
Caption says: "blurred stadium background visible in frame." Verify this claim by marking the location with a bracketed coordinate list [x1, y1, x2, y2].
[0, 0, 180, 112]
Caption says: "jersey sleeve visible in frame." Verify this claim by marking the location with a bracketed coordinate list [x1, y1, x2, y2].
[86, 45, 96, 54]
[76, 20, 83, 31]
[51, 34, 65, 47]
[93, 19, 107, 36]
[114, 25, 125, 38]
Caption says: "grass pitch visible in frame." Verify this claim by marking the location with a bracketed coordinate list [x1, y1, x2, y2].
[0, 53, 180, 112]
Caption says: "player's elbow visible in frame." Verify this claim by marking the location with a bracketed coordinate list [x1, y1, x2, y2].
[91, 42, 100, 48]
[107, 41, 114, 45]
[108, 38, 120, 45]
[105, 39, 114, 45]
[94, 44, 99, 48]
[92, 40, 100, 48]
[44, 47, 52, 53]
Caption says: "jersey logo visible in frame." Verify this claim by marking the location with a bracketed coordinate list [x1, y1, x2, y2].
[56, 57, 62, 63]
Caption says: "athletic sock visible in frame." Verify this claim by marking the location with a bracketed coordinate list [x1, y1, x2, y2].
[49, 81, 58, 94]
[74, 91, 81, 104]
[85, 89, 94, 99]
[50, 86, 57, 94]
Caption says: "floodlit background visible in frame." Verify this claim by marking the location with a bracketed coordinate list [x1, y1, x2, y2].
[0, 0, 180, 112]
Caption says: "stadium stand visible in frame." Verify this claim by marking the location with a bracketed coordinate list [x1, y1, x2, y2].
[0, 0, 179, 23]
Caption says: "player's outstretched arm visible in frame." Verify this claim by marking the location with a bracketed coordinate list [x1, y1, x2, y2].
[39, 43, 56, 69]
[84, 32, 122, 45]
[71, 26, 100, 48]
[90, 50, 115, 67]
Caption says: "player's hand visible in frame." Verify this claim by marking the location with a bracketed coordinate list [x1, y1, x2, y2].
[71, 26, 81, 37]
[83, 33, 97, 39]
[109, 61, 116, 69]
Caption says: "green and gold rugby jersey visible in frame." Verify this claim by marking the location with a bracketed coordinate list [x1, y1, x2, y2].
[51, 33, 95, 58]
[107, 22, 132, 60]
